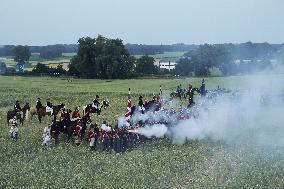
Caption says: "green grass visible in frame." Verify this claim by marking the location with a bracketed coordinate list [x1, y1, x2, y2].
[0, 75, 284, 188]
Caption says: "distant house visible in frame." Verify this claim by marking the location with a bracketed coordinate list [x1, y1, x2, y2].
[159, 61, 177, 70]
[154, 57, 179, 71]
[0, 61, 7, 75]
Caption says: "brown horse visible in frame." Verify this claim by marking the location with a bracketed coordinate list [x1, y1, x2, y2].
[30, 103, 65, 122]
[66, 112, 92, 141]
[7, 103, 30, 125]
[82, 100, 109, 116]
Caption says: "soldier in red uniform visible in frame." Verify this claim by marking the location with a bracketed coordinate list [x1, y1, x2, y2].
[59, 108, 66, 121]
[73, 120, 82, 136]
[88, 124, 95, 150]
[50, 121, 59, 144]
[73, 120, 82, 145]
[72, 108, 81, 121]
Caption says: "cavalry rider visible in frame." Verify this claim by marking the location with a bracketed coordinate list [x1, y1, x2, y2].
[72, 107, 81, 121]
[36, 98, 43, 113]
[187, 84, 195, 108]
[10, 116, 18, 127]
[138, 96, 145, 114]
[14, 100, 22, 113]
[46, 99, 53, 115]
[92, 95, 100, 109]
[200, 79, 207, 97]
[60, 108, 66, 121]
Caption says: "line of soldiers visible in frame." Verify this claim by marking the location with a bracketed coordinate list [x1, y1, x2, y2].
[42, 120, 149, 153]
[87, 123, 149, 153]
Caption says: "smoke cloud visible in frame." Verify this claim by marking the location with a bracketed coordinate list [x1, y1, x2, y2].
[137, 124, 168, 138]
[130, 74, 284, 147]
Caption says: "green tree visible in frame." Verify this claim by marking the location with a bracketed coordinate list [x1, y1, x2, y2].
[135, 56, 158, 74]
[32, 63, 49, 73]
[69, 35, 135, 79]
[13, 45, 31, 65]
[181, 44, 232, 76]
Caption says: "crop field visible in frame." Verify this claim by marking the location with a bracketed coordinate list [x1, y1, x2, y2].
[1, 75, 284, 188]
[0, 54, 72, 69]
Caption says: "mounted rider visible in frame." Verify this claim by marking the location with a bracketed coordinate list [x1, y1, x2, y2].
[138, 96, 145, 114]
[60, 108, 66, 121]
[200, 79, 207, 97]
[14, 100, 22, 118]
[187, 84, 195, 108]
[92, 95, 100, 109]
[72, 107, 81, 121]
[46, 99, 53, 115]
[10, 116, 18, 126]
[36, 98, 43, 113]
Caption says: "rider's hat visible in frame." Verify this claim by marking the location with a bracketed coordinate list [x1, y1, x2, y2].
[96, 95, 100, 99]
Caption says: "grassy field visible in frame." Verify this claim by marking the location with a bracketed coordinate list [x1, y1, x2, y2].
[0, 75, 284, 188]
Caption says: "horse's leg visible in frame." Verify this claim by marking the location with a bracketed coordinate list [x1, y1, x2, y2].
[38, 115, 42, 123]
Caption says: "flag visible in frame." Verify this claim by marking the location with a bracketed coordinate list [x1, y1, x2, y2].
[124, 88, 132, 120]
[159, 85, 164, 110]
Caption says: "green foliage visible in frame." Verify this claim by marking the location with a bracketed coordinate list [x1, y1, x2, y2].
[69, 35, 135, 79]
[32, 63, 66, 75]
[39, 45, 64, 59]
[13, 45, 31, 65]
[135, 56, 158, 74]
[5, 67, 16, 74]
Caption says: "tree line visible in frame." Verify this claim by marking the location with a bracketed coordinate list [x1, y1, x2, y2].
[4, 36, 284, 78]
[175, 43, 284, 76]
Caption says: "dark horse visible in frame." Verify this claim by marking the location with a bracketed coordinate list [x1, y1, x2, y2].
[83, 100, 109, 116]
[63, 112, 92, 142]
[7, 103, 30, 125]
[31, 103, 65, 123]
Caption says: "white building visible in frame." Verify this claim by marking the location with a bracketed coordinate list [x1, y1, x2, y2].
[159, 61, 177, 70]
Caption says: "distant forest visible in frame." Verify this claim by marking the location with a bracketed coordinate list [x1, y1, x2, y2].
[1, 42, 284, 60]
[1, 40, 284, 78]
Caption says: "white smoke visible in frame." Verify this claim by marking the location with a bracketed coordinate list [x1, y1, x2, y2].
[118, 117, 130, 128]
[130, 74, 284, 147]
[169, 74, 284, 146]
[138, 124, 168, 138]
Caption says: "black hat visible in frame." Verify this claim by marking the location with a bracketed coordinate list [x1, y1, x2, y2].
[38, 98, 41, 100]
[139, 96, 143, 100]
[96, 95, 100, 99]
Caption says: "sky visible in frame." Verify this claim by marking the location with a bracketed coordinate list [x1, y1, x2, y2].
[0, 0, 284, 45]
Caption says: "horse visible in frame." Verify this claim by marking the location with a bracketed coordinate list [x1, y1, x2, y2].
[65, 113, 92, 142]
[30, 103, 65, 122]
[7, 103, 30, 126]
[82, 100, 109, 116]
